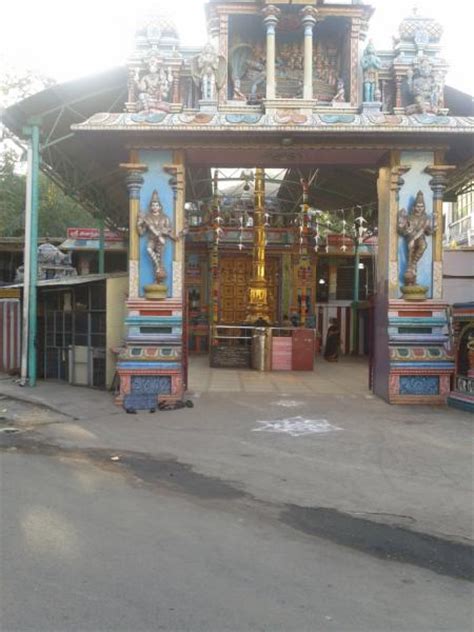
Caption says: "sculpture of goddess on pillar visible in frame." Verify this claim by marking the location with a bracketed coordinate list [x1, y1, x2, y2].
[262, 5, 281, 100]
[300, 6, 318, 100]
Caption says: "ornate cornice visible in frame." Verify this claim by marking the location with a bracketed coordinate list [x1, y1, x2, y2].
[73, 111, 474, 136]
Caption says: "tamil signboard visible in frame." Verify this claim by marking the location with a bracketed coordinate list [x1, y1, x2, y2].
[66, 228, 124, 241]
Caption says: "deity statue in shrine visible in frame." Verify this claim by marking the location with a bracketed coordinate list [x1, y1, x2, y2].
[191, 42, 226, 102]
[398, 190, 435, 292]
[136, 54, 173, 112]
[361, 41, 383, 102]
[332, 78, 345, 103]
[407, 54, 442, 113]
[137, 190, 177, 282]
[247, 46, 267, 101]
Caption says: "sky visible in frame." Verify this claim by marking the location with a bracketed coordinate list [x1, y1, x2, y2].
[1, 0, 473, 95]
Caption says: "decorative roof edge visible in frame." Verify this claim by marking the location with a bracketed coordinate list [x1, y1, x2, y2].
[72, 111, 474, 134]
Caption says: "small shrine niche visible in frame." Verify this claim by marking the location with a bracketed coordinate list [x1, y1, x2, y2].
[311, 18, 347, 103]
[391, 9, 448, 114]
[227, 10, 349, 103]
[125, 15, 184, 113]
[228, 15, 267, 101]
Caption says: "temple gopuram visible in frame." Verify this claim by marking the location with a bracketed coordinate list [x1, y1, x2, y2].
[3, 0, 473, 408]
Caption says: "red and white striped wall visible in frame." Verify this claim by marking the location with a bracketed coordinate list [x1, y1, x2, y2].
[316, 302, 367, 356]
[0, 299, 21, 373]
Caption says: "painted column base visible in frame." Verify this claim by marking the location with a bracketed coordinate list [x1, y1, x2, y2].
[116, 297, 184, 407]
[386, 300, 455, 405]
[388, 371, 451, 405]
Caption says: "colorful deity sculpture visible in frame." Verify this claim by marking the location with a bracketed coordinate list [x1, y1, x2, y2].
[247, 47, 267, 101]
[332, 78, 345, 103]
[361, 41, 383, 102]
[397, 190, 435, 298]
[137, 190, 177, 283]
[406, 54, 442, 113]
[135, 54, 173, 113]
[191, 42, 226, 102]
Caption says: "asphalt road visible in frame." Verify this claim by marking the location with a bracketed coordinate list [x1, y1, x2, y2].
[1, 432, 472, 632]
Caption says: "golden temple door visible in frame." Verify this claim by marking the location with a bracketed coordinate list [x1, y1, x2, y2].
[219, 255, 279, 324]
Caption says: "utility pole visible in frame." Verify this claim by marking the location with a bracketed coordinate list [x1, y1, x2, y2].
[21, 120, 41, 386]
[98, 215, 105, 274]
[19, 139, 33, 385]
[351, 235, 361, 355]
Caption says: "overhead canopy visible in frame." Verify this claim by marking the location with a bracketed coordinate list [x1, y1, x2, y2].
[7, 272, 128, 289]
[2, 67, 130, 227]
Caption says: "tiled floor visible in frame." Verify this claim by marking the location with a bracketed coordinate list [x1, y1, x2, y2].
[188, 354, 370, 396]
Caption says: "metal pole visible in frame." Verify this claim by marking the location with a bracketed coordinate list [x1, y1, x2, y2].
[98, 215, 105, 274]
[20, 139, 33, 385]
[210, 172, 220, 341]
[27, 124, 40, 386]
[351, 238, 360, 355]
[299, 178, 309, 327]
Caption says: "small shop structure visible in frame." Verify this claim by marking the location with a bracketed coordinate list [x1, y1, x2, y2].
[1, 273, 127, 388]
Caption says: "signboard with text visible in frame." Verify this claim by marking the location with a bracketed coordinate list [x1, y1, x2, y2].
[67, 228, 124, 241]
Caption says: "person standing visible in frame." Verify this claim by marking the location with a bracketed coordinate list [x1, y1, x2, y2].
[324, 318, 340, 362]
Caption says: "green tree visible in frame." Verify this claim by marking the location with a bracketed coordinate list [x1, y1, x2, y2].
[0, 148, 26, 236]
[38, 176, 99, 237]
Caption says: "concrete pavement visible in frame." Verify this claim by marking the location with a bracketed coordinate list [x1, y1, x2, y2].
[3, 449, 472, 632]
[1, 360, 472, 544]
[1, 361, 473, 631]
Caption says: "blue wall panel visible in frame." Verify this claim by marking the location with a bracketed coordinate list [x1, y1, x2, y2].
[138, 150, 174, 297]
[398, 151, 434, 298]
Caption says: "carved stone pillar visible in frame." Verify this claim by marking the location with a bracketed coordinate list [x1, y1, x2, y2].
[164, 152, 186, 299]
[300, 6, 318, 101]
[373, 153, 455, 405]
[349, 17, 367, 106]
[120, 157, 148, 298]
[393, 71, 406, 112]
[425, 165, 457, 298]
[262, 5, 281, 100]
[218, 12, 229, 105]
[389, 165, 411, 298]
[208, 14, 220, 48]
